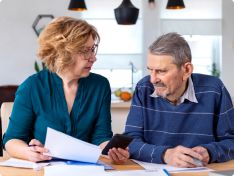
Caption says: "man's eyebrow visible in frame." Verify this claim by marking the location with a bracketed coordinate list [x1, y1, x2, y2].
[147, 66, 157, 70]
[147, 67, 167, 71]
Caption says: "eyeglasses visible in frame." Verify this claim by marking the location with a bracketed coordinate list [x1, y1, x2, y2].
[78, 44, 98, 60]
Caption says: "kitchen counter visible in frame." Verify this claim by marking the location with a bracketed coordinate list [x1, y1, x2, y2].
[111, 101, 131, 108]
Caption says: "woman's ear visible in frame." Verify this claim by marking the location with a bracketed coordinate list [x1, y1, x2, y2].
[182, 62, 193, 81]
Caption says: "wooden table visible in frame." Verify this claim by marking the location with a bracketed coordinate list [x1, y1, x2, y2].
[1, 156, 234, 176]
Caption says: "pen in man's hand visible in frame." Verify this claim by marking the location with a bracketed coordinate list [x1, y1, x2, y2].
[192, 157, 203, 167]
[185, 154, 204, 167]
[162, 169, 170, 176]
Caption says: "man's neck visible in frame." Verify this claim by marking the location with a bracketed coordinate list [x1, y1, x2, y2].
[167, 79, 189, 105]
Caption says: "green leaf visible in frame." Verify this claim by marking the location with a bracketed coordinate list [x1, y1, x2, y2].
[34, 61, 41, 73]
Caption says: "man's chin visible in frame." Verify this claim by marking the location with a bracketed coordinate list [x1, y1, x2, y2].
[155, 91, 168, 99]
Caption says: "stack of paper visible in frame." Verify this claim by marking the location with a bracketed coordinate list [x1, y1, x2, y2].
[0, 128, 110, 171]
[133, 159, 213, 173]
[44, 128, 101, 163]
[44, 165, 108, 176]
[44, 165, 171, 176]
[0, 158, 49, 170]
[108, 170, 169, 176]
[48, 158, 113, 170]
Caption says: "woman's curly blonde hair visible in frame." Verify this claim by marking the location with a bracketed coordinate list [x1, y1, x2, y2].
[37, 16, 100, 73]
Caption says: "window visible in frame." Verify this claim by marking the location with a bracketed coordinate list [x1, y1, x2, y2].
[183, 35, 221, 76]
[82, 0, 143, 90]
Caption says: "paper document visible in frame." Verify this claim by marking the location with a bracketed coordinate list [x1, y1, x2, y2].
[44, 165, 108, 176]
[133, 159, 212, 173]
[44, 128, 101, 163]
[48, 158, 113, 170]
[0, 158, 49, 170]
[109, 170, 169, 176]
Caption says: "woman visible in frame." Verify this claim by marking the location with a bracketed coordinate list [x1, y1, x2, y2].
[3, 16, 129, 163]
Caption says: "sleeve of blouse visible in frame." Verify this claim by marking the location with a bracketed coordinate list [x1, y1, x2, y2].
[3, 76, 35, 147]
[91, 78, 113, 145]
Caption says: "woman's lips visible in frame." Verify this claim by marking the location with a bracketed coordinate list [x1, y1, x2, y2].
[84, 66, 92, 70]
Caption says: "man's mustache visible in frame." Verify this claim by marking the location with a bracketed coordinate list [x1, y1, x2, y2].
[153, 83, 166, 87]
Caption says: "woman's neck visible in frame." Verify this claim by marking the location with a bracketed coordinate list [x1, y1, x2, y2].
[57, 71, 79, 87]
[57, 71, 79, 114]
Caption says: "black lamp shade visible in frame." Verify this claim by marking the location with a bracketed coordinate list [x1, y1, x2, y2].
[68, 0, 87, 11]
[166, 0, 185, 9]
[114, 0, 139, 25]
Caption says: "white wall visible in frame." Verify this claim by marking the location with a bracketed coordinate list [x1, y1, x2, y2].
[0, 0, 142, 85]
[142, 0, 162, 77]
[0, 0, 82, 85]
[222, 0, 234, 98]
[0, 0, 234, 98]
[161, 19, 221, 35]
[160, 0, 221, 19]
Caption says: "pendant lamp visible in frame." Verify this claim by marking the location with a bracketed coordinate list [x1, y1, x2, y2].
[166, 0, 185, 9]
[148, 0, 156, 9]
[68, 0, 87, 11]
[114, 0, 139, 25]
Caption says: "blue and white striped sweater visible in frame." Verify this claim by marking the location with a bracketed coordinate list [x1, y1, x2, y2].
[125, 73, 234, 164]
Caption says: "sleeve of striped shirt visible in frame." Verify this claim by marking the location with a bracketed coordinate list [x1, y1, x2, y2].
[124, 85, 172, 164]
[200, 85, 234, 163]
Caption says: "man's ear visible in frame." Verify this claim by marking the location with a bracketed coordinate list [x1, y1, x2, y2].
[182, 62, 193, 81]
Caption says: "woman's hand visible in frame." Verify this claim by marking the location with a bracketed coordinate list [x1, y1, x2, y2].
[108, 147, 130, 164]
[26, 139, 52, 162]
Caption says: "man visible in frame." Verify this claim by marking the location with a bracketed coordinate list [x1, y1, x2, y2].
[125, 32, 234, 168]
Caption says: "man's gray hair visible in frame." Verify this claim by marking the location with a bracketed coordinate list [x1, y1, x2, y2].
[149, 32, 192, 68]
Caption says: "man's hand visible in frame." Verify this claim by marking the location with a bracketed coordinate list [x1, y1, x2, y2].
[26, 139, 52, 162]
[192, 146, 210, 165]
[108, 147, 130, 164]
[163, 145, 203, 168]
[100, 141, 130, 164]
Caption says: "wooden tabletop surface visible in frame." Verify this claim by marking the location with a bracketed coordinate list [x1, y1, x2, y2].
[1, 156, 234, 176]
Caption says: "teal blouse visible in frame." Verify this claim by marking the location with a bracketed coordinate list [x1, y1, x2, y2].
[3, 70, 112, 147]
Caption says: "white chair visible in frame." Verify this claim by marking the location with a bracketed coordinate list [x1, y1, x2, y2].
[1, 102, 14, 135]
[0, 102, 13, 158]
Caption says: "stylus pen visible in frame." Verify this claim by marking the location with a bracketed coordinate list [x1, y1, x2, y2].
[162, 169, 171, 176]
[185, 154, 204, 167]
[192, 157, 204, 167]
